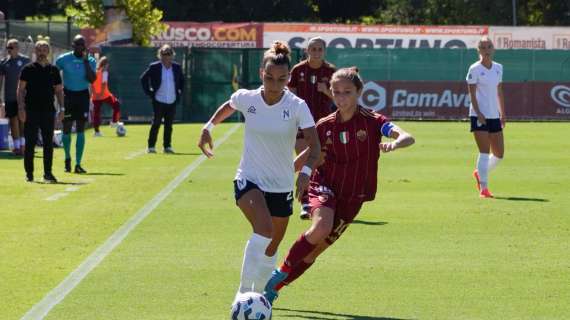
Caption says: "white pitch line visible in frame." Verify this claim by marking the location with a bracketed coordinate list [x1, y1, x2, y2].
[45, 193, 68, 202]
[22, 123, 241, 320]
[124, 149, 147, 160]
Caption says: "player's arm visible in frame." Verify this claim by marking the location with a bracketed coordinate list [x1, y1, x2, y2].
[294, 126, 321, 201]
[54, 83, 65, 121]
[198, 101, 236, 158]
[0, 74, 4, 105]
[380, 122, 415, 153]
[294, 143, 324, 172]
[497, 83, 506, 128]
[468, 83, 486, 125]
[16, 80, 26, 122]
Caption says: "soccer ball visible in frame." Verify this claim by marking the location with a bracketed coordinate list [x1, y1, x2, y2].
[116, 122, 126, 137]
[230, 292, 272, 320]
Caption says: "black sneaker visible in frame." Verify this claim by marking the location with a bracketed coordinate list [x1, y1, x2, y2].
[74, 165, 87, 174]
[65, 158, 71, 172]
[26, 174, 34, 182]
[43, 173, 58, 184]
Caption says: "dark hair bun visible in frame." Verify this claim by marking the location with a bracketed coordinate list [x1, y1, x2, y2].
[349, 66, 359, 73]
[271, 41, 290, 57]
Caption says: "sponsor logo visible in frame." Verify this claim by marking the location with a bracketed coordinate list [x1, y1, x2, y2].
[247, 106, 256, 114]
[359, 82, 386, 111]
[392, 89, 470, 108]
[236, 178, 247, 191]
[288, 37, 469, 49]
[494, 35, 546, 49]
[550, 85, 570, 108]
[286, 192, 293, 201]
[325, 137, 332, 145]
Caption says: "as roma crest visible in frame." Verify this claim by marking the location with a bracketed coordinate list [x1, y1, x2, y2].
[357, 129, 367, 141]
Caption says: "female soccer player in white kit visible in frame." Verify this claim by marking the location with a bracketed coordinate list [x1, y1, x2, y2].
[197, 41, 321, 301]
[467, 36, 506, 198]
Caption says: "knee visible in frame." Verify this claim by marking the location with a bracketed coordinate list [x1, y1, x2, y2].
[306, 220, 333, 243]
[254, 219, 273, 239]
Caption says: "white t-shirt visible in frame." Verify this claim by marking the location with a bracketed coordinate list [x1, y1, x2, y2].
[466, 61, 503, 119]
[230, 87, 315, 193]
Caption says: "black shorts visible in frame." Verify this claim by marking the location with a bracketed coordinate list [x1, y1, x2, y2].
[233, 179, 293, 218]
[4, 101, 18, 118]
[470, 117, 502, 133]
[63, 89, 90, 121]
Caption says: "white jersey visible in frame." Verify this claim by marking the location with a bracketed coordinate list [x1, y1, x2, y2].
[230, 87, 315, 193]
[466, 61, 503, 119]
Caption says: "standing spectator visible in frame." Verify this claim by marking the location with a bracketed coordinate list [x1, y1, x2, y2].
[17, 40, 64, 183]
[91, 56, 121, 136]
[0, 39, 31, 155]
[55, 35, 96, 174]
[140, 44, 184, 154]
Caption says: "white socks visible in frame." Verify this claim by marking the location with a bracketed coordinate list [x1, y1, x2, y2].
[14, 138, 20, 149]
[254, 252, 276, 294]
[488, 154, 502, 172]
[236, 233, 272, 296]
[477, 153, 489, 189]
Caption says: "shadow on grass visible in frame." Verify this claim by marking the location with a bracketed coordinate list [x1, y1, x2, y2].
[31, 180, 90, 185]
[274, 307, 413, 320]
[352, 220, 388, 226]
[165, 152, 202, 156]
[494, 196, 549, 202]
[0, 151, 21, 160]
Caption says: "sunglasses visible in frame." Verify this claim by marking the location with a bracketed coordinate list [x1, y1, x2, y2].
[6, 46, 14, 50]
[161, 52, 172, 56]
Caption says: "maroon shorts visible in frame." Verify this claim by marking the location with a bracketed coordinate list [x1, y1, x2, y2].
[308, 184, 363, 245]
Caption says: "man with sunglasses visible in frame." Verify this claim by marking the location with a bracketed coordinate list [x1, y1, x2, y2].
[140, 44, 184, 154]
[0, 39, 31, 155]
[55, 35, 96, 173]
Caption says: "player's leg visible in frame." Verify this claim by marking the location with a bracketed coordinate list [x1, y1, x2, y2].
[40, 112, 56, 182]
[23, 114, 39, 181]
[74, 118, 87, 173]
[234, 180, 273, 296]
[6, 102, 22, 154]
[147, 100, 163, 152]
[62, 92, 73, 172]
[471, 117, 491, 196]
[91, 99, 103, 135]
[108, 95, 121, 124]
[488, 122, 504, 172]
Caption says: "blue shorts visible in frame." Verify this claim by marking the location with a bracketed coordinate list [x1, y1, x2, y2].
[470, 117, 502, 133]
[233, 179, 293, 218]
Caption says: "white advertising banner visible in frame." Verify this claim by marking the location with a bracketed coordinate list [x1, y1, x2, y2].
[263, 23, 488, 49]
[489, 26, 570, 50]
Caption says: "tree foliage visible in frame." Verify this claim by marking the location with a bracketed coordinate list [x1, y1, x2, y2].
[64, 0, 166, 46]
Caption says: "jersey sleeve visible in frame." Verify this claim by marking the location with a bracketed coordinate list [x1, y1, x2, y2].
[229, 89, 248, 112]
[497, 63, 503, 83]
[19, 65, 30, 82]
[466, 66, 478, 85]
[375, 114, 394, 137]
[297, 101, 316, 129]
[55, 55, 64, 70]
[52, 67, 62, 85]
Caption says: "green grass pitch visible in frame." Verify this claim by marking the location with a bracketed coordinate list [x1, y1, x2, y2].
[1, 122, 569, 319]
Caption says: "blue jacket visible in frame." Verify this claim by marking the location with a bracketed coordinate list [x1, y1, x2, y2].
[140, 61, 184, 103]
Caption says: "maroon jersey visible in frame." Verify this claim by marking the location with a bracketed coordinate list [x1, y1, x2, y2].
[288, 60, 336, 122]
[313, 106, 390, 202]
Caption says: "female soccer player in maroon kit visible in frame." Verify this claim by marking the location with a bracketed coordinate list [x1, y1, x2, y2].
[289, 37, 336, 219]
[263, 67, 415, 304]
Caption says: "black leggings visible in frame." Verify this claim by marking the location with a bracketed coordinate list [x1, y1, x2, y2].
[62, 119, 86, 134]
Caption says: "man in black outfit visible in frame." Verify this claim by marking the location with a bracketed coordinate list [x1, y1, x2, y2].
[140, 44, 184, 154]
[17, 40, 64, 183]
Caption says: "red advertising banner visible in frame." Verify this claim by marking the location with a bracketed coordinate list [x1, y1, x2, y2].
[151, 22, 263, 48]
[358, 81, 570, 120]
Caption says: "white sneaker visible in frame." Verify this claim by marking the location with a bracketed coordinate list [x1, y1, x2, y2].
[147, 147, 157, 153]
[164, 147, 175, 154]
[110, 122, 120, 128]
[93, 131, 103, 137]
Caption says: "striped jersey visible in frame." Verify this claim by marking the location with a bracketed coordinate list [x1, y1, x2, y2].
[313, 106, 390, 202]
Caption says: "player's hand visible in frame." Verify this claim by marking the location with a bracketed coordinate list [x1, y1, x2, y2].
[317, 82, 328, 93]
[57, 110, 64, 122]
[295, 173, 310, 201]
[198, 129, 214, 158]
[500, 115, 506, 128]
[18, 108, 26, 123]
[476, 113, 486, 126]
[380, 142, 397, 153]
